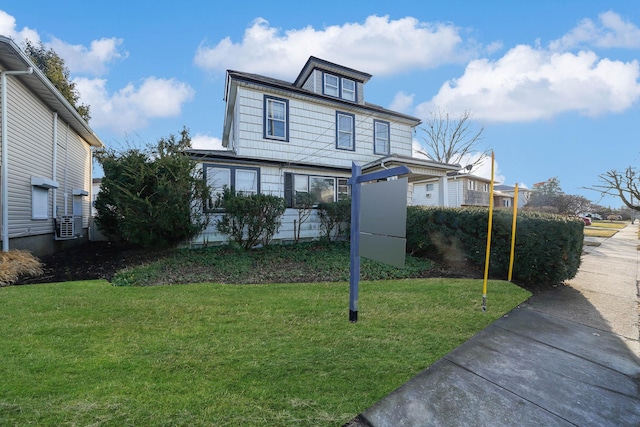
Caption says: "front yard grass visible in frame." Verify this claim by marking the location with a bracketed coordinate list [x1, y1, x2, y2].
[0, 279, 529, 426]
[112, 241, 436, 286]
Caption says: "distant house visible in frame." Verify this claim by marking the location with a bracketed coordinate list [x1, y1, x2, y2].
[413, 173, 515, 208]
[0, 36, 104, 256]
[494, 184, 531, 208]
[186, 56, 460, 245]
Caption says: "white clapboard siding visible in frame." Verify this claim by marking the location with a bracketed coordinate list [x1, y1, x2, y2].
[3, 72, 93, 240]
[234, 87, 414, 168]
[55, 117, 93, 227]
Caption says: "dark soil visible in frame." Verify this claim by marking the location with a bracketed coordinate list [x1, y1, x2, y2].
[14, 241, 484, 286]
[15, 242, 170, 285]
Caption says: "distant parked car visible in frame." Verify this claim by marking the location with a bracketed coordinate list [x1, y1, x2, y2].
[607, 214, 623, 221]
[581, 217, 592, 226]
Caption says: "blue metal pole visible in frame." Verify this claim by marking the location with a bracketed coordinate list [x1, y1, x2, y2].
[349, 162, 362, 322]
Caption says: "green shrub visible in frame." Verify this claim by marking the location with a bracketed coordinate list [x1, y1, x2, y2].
[95, 128, 209, 248]
[406, 207, 583, 287]
[317, 199, 351, 241]
[216, 188, 287, 249]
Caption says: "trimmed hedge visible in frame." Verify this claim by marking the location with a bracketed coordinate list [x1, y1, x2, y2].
[406, 207, 584, 287]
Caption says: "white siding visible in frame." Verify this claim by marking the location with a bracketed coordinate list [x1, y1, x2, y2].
[2, 72, 93, 242]
[55, 118, 92, 227]
[447, 179, 464, 207]
[412, 181, 440, 207]
[234, 86, 414, 168]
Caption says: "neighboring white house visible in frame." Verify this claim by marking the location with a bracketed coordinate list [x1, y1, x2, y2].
[0, 36, 104, 256]
[186, 56, 460, 245]
[413, 173, 515, 208]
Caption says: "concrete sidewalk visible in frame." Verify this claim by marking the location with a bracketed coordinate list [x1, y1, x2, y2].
[349, 223, 640, 426]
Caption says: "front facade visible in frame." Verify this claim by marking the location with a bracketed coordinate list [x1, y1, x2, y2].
[0, 36, 104, 256]
[188, 57, 460, 245]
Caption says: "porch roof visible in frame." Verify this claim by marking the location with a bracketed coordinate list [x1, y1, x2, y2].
[362, 155, 461, 183]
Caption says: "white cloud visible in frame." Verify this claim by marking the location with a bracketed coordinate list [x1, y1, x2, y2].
[75, 77, 194, 133]
[195, 16, 474, 80]
[191, 133, 224, 150]
[412, 139, 429, 159]
[48, 37, 127, 76]
[416, 45, 640, 122]
[388, 91, 414, 114]
[466, 153, 506, 184]
[550, 11, 640, 51]
[0, 9, 39, 45]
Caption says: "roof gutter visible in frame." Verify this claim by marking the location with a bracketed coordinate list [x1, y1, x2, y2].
[2, 67, 34, 252]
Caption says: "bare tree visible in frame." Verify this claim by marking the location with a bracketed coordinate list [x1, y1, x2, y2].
[592, 167, 639, 212]
[416, 108, 488, 172]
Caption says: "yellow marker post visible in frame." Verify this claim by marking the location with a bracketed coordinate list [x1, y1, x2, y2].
[482, 152, 495, 311]
[508, 184, 519, 282]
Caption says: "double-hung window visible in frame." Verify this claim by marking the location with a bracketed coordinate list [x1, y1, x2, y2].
[336, 111, 355, 150]
[204, 164, 260, 211]
[324, 74, 339, 97]
[341, 78, 356, 101]
[264, 95, 288, 141]
[373, 120, 390, 154]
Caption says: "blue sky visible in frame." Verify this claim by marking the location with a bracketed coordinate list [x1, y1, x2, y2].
[2, 0, 639, 208]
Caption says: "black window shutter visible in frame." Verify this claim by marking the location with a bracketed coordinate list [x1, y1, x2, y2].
[284, 173, 293, 208]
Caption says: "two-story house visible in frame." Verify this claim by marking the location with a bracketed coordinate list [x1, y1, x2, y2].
[187, 56, 460, 245]
[0, 36, 104, 256]
[413, 172, 515, 208]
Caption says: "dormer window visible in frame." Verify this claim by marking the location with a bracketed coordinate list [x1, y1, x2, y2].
[324, 74, 339, 97]
[341, 78, 355, 101]
[323, 73, 356, 102]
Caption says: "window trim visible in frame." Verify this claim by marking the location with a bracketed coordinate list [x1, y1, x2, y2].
[335, 111, 355, 151]
[373, 119, 390, 155]
[203, 164, 261, 212]
[263, 95, 289, 141]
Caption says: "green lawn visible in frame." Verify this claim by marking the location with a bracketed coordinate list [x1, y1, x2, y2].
[0, 279, 529, 426]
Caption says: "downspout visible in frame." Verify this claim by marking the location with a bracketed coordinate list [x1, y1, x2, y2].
[64, 123, 69, 215]
[1, 67, 33, 252]
[52, 112, 58, 218]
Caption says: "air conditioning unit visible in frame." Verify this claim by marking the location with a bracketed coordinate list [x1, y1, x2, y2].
[55, 215, 82, 239]
[56, 215, 74, 239]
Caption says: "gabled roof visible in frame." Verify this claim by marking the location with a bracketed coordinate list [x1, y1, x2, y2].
[0, 36, 103, 148]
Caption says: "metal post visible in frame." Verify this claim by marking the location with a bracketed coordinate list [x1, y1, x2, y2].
[349, 162, 362, 322]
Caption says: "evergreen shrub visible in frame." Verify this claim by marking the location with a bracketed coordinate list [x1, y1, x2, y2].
[406, 206, 583, 287]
